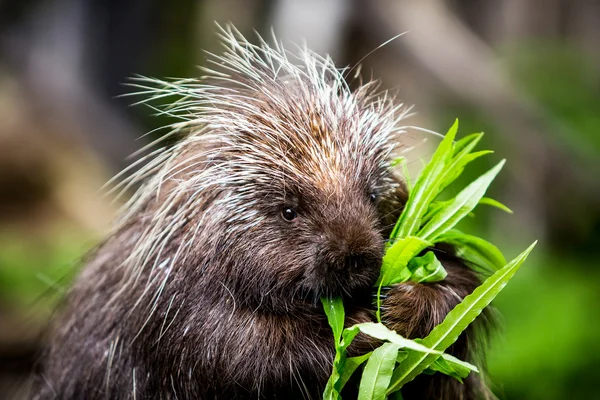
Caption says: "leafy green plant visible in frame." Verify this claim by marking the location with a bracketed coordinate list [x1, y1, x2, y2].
[322, 120, 537, 399]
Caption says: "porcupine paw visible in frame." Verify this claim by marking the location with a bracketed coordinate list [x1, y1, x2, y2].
[378, 281, 453, 338]
[376, 262, 492, 400]
[379, 257, 481, 338]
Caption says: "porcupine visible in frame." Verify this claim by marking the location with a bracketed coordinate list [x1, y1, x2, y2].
[34, 26, 492, 400]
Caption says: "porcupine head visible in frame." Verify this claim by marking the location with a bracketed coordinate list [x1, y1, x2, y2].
[36, 25, 436, 399]
[114, 26, 412, 310]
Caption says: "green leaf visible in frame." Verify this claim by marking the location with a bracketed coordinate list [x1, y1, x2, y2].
[452, 133, 483, 156]
[321, 297, 346, 400]
[322, 297, 345, 344]
[436, 230, 506, 272]
[376, 236, 432, 321]
[396, 351, 408, 364]
[355, 323, 442, 355]
[407, 339, 478, 381]
[358, 342, 401, 400]
[323, 347, 345, 400]
[417, 160, 506, 241]
[437, 150, 493, 196]
[386, 242, 537, 394]
[339, 352, 372, 391]
[378, 236, 433, 286]
[478, 197, 513, 214]
[439, 353, 478, 375]
[437, 133, 489, 194]
[421, 200, 451, 226]
[390, 120, 459, 239]
[341, 325, 361, 350]
[323, 376, 339, 400]
[407, 251, 448, 283]
[321, 306, 367, 399]
[425, 354, 479, 383]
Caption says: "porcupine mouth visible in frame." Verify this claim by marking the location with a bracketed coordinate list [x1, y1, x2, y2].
[298, 251, 382, 302]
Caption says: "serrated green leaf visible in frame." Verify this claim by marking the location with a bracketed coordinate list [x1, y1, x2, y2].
[407, 251, 447, 283]
[387, 242, 537, 394]
[436, 230, 506, 272]
[417, 160, 506, 241]
[358, 342, 401, 400]
[479, 197, 513, 214]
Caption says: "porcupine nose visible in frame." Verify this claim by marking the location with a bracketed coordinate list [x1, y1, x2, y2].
[325, 219, 383, 273]
[315, 218, 384, 296]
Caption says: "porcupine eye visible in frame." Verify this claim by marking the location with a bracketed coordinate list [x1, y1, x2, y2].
[281, 207, 298, 221]
[369, 192, 377, 203]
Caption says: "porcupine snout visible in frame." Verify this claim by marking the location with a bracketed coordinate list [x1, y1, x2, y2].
[310, 203, 384, 298]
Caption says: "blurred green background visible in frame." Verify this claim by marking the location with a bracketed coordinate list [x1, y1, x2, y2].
[0, 0, 598, 399]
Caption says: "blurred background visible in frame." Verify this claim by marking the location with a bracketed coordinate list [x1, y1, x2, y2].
[0, 0, 599, 399]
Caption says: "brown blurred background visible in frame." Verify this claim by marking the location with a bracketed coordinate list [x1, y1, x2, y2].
[0, 0, 599, 399]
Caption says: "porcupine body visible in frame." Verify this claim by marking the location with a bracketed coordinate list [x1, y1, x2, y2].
[34, 26, 491, 400]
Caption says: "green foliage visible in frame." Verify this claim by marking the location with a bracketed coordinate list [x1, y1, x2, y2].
[389, 120, 459, 240]
[487, 256, 600, 400]
[354, 323, 442, 355]
[387, 243, 536, 394]
[423, 354, 478, 383]
[508, 42, 600, 160]
[435, 230, 506, 274]
[378, 237, 432, 286]
[416, 159, 504, 241]
[358, 342, 401, 400]
[322, 120, 536, 399]
[406, 251, 447, 283]
[322, 297, 347, 400]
